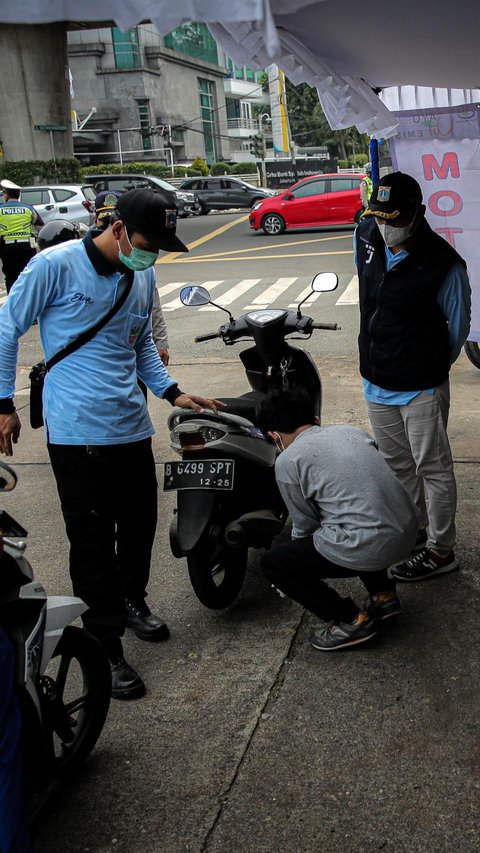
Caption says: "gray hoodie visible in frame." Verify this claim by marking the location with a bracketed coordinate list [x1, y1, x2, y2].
[275, 424, 418, 571]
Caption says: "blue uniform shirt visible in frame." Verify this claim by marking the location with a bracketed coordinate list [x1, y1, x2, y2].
[0, 235, 180, 445]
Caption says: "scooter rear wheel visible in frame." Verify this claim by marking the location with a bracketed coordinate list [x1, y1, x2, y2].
[187, 524, 248, 609]
[39, 625, 111, 779]
[464, 341, 480, 369]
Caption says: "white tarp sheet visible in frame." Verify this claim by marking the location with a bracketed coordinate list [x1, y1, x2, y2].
[3, 0, 480, 140]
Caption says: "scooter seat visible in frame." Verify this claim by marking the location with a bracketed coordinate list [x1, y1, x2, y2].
[170, 392, 266, 430]
[216, 391, 266, 425]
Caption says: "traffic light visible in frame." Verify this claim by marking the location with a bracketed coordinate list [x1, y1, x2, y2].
[252, 133, 265, 159]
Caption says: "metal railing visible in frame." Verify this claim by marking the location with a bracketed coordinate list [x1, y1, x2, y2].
[227, 118, 259, 131]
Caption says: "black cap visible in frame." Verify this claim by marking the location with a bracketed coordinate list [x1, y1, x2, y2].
[365, 172, 423, 220]
[95, 190, 122, 220]
[115, 188, 188, 252]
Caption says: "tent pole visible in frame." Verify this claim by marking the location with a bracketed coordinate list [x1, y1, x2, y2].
[370, 138, 379, 184]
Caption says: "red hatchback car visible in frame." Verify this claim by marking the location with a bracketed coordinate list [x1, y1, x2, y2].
[249, 172, 364, 235]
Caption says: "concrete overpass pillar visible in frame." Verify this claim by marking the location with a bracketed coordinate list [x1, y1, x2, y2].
[0, 24, 73, 161]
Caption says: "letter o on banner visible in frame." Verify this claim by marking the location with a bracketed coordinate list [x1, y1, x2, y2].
[428, 190, 463, 217]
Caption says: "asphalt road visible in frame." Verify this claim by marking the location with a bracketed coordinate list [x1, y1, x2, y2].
[154, 213, 359, 362]
[158, 211, 357, 283]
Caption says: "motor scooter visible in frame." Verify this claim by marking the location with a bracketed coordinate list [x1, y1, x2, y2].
[164, 272, 340, 609]
[0, 461, 111, 823]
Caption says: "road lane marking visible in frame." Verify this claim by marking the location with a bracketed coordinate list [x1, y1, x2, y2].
[336, 275, 359, 304]
[157, 282, 188, 297]
[157, 214, 249, 264]
[160, 249, 354, 264]
[157, 275, 359, 314]
[162, 280, 225, 311]
[187, 233, 352, 261]
[288, 283, 323, 308]
[199, 279, 261, 311]
[243, 277, 298, 309]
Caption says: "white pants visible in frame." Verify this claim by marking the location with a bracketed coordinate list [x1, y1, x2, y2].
[366, 381, 456, 555]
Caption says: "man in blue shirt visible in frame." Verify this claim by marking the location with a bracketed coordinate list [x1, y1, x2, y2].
[355, 172, 471, 583]
[0, 188, 221, 699]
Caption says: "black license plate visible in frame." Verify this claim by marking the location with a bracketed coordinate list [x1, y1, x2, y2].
[163, 459, 235, 492]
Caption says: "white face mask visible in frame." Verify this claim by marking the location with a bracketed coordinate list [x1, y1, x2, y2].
[376, 220, 414, 247]
[271, 431, 286, 453]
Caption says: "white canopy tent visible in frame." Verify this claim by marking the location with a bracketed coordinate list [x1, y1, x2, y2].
[3, 0, 480, 138]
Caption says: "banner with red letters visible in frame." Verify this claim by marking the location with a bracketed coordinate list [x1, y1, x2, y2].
[389, 104, 480, 341]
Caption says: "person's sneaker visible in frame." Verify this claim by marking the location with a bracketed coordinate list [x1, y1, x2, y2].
[365, 591, 402, 621]
[391, 547, 459, 582]
[310, 611, 377, 651]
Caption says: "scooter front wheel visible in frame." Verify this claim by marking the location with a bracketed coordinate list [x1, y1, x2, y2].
[187, 523, 248, 609]
[39, 626, 111, 779]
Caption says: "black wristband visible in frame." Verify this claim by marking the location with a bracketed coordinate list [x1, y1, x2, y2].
[163, 384, 184, 405]
[0, 398, 15, 415]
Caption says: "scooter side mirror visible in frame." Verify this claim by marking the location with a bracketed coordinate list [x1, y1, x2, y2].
[311, 272, 338, 293]
[0, 462, 17, 492]
[180, 286, 211, 307]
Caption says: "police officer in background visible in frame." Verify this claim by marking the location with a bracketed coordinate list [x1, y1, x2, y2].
[360, 163, 373, 209]
[0, 179, 43, 293]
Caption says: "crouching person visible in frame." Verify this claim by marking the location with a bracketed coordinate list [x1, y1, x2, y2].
[256, 389, 419, 651]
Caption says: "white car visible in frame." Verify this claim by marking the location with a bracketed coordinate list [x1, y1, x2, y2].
[20, 184, 96, 226]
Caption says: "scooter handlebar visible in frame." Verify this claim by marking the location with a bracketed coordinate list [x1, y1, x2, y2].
[194, 331, 222, 342]
[310, 322, 341, 330]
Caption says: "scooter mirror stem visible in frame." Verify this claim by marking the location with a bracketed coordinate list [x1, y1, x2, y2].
[296, 290, 313, 318]
[209, 300, 235, 323]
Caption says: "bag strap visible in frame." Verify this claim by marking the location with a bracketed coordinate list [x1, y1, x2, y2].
[45, 271, 134, 371]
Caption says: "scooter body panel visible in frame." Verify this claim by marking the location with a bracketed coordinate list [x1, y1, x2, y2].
[171, 488, 217, 555]
[40, 595, 88, 673]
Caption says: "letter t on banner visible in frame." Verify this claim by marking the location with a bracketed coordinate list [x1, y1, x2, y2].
[389, 103, 480, 342]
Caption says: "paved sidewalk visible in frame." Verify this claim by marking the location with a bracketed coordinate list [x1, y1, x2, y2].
[4, 326, 480, 853]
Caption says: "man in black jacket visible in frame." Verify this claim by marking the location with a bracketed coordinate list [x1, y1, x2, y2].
[355, 172, 471, 582]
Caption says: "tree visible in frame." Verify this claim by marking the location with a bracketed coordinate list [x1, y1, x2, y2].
[190, 156, 209, 175]
[284, 80, 369, 160]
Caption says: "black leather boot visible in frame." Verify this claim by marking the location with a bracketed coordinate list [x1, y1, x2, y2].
[110, 656, 146, 700]
[125, 599, 170, 642]
[103, 636, 146, 700]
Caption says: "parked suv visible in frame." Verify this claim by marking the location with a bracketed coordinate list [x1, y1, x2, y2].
[180, 176, 274, 214]
[86, 174, 199, 217]
[20, 184, 96, 226]
[249, 173, 364, 235]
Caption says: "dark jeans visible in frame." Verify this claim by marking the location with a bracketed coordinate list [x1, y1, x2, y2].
[1, 244, 36, 293]
[48, 439, 158, 643]
[261, 535, 396, 623]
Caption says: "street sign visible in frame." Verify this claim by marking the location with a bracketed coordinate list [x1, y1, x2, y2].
[33, 124, 68, 132]
[263, 157, 338, 188]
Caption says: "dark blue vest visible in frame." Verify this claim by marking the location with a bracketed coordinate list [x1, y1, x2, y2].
[356, 216, 465, 391]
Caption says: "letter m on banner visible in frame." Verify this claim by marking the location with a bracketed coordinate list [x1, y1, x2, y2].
[422, 153, 460, 181]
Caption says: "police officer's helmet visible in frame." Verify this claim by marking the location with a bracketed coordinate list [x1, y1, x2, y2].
[365, 162, 372, 174]
[37, 219, 83, 251]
